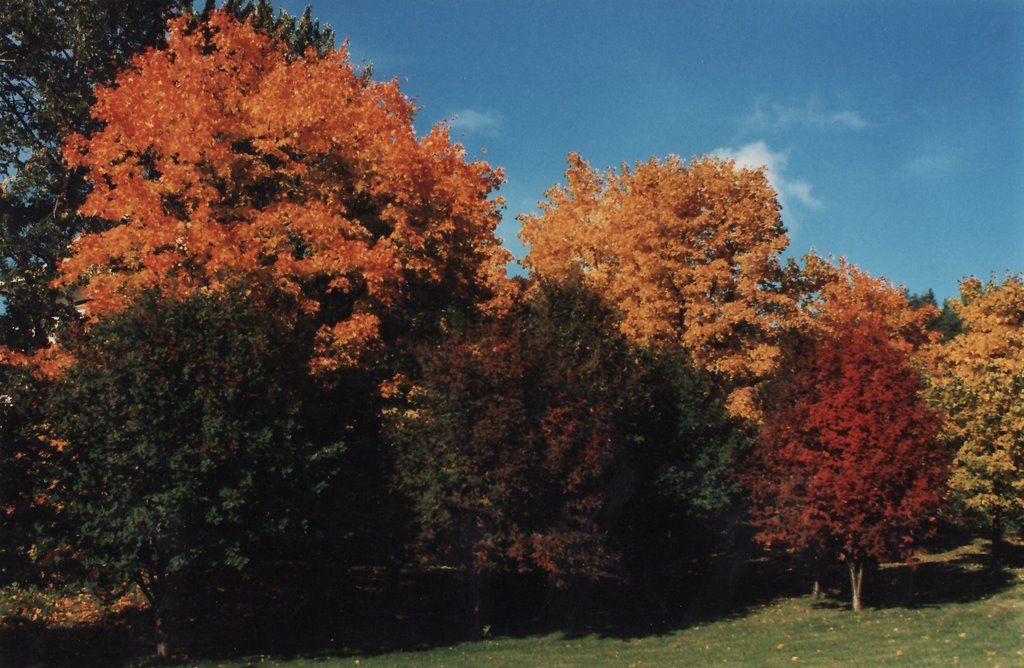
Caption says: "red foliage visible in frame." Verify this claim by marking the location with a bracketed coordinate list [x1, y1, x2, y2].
[746, 316, 948, 566]
[392, 310, 620, 582]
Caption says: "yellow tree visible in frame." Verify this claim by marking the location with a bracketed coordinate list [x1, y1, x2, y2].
[929, 274, 1024, 557]
[519, 154, 800, 419]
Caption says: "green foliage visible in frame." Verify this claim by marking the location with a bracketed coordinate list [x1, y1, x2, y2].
[636, 350, 744, 517]
[0, 0, 188, 351]
[931, 300, 965, 341]
[208, 0, 335, 57]
[390, 277, 747, 588]
[616, 346, 747, 577]
[906, 289, 963, 341]
[44, 286, 346, 609]
[0, 360, 56, 585]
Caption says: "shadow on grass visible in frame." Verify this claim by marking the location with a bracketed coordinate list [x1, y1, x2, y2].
[0, 609, 154, 668]
[2, 539, 1020, 666]
[873, 540, 1022, 609]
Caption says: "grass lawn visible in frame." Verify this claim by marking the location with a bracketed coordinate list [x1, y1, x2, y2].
[174, 542, 1023, 668]
[322, 594, 1021, 667]
[3, 540, 1021, 666]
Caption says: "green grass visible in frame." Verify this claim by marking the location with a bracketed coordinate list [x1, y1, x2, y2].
[176, 543, 1023, 668]
[3, 541, 1021, 666]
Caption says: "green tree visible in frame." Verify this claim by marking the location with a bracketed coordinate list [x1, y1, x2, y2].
[614, 346, 747, 607]
[0, 0, 342, 603]
[209, 0, 334, 56]
[907, 289, 963, 341]
[45, 286, 347, 658]
[1, 0, 188, 351]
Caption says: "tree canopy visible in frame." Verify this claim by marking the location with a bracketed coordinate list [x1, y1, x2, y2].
[45, 285, 346, 657]
[0, 1, 1017, 655]
[928, 274, 1024, 555]
[55, 10, 506, 375]
[519, 153, 801, 419]
[745, 313, 947, 611]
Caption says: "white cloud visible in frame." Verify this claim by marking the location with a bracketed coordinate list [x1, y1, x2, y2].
[785, 179, 819, 208]
[827, 110, 870, 129]
[904, 153, 955, 177]
[448, 109, 502, 137]
[746, 98, 869, 131]
[712, 140, 822, 210]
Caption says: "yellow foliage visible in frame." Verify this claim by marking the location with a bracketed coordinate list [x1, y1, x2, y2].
[929, 274, 1024, 530]
[519, 153, 799, 420]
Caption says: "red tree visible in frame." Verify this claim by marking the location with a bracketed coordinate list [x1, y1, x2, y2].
[745, 316, 947, 611]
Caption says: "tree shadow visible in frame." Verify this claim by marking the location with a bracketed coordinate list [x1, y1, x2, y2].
[0, 609, 153, 668]
[2, 539, 1020, 665]
[772, 538, 1022, 613]
[872, 540, 1021, 609]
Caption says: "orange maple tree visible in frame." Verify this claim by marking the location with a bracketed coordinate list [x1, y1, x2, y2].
[798, 255, 938, 354]
[56, 10, 508, 372]
[519, 154, 800, 419]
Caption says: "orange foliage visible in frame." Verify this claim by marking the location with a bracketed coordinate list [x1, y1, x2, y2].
[519, 153, 799, 418]
[0, 585, 147, 629]
[56, 11, 507, 369]
[0, 344, 75, 381]
[799, 255, 938, 354]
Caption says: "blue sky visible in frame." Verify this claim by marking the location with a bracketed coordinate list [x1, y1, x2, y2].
[278, 0, 1022, 301]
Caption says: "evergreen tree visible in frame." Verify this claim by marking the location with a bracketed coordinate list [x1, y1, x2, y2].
[0, 1, 335, 352]
[1, 0, 188, 351]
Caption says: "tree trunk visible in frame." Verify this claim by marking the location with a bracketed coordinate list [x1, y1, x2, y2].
[464, 567, 488, 638]
[990, 512, 1005, 565]
[155, 608, 169, 660]
[848, 561, 864, 612]
[135, 569, 170, 660]
[808, 550, 826, 599]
